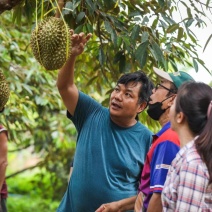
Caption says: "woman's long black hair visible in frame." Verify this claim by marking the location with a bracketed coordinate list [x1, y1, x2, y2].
[175, 82, 212, 184]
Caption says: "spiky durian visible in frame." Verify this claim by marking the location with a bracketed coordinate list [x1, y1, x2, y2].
[30, 17, 72, 70]
[0, 71, 10, 111]
[0, 71, 5, 81]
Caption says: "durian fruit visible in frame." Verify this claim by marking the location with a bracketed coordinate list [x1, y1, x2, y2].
[0, 71, 10, 112]
[30, 17, 72, 70]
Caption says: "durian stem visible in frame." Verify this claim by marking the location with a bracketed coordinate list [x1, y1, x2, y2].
[41, 0, 44, 20]
[45, 0, 56, 17]
[55, 0, 65, 18]
[44, 8, 57, 16]
[55, 0, 69, 61]
[35, 0, 38, 28]
[35, 0, 44, 67]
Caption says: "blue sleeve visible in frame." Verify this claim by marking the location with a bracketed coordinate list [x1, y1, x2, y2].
[150, 141, 180, 193]
[67, 91, 102, 132]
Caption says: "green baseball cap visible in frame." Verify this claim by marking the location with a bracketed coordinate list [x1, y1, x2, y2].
[153, 67, 195, 88]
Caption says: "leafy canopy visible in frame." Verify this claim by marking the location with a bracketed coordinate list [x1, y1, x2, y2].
[0, 0, 211, 200]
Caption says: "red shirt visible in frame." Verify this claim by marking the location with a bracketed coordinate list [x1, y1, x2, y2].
[1, 181, 8, 198]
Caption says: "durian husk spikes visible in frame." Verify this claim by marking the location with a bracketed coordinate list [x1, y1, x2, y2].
[30, 17, 72, 70]
[0, 70, 10, 111]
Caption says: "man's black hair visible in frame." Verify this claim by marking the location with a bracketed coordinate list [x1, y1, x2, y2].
[117, 71, 154, 121]
[117, 71, 154, 105]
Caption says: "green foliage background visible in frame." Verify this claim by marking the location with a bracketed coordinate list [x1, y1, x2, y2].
[0, 0, 211, 211]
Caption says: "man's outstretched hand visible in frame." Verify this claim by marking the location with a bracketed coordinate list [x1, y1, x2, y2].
[70, 30, 92, 57]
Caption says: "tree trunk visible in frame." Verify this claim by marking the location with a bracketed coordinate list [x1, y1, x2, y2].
[0, 0, 23, 14]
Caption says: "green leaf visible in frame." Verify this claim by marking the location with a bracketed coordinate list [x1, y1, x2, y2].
[98, 47, 105, 66]
[158, 0, 165, 7]
[104, 0, 116, 10]
[169, 58, 179, 72]
[129, 11, 142, 17]
[85, 0, 96, 14]
[12, 5, 23, 25]
[203, 34, 212, 52]
[206, 0, 210, 7]
[151, 18, 159, 29]
[76, 12, 85, 23]
[151, 40, 165, 68]
[185, 18, 194, 27]
[187, 7, 192, 18]
[131, 25, 140, 41]
[141, 16, 149, 25]
[74, 24, 84, 33]
[64, 2, 73, 15]
[122, 36, 131, 47]
[85, 23, 93, 33]
[86, 76, 98, 86]
[73, 0, 81, 10]
[104, 20, 113, 33]
[141, 31, 149, 43]
[22, 84, 33, 95]
[161, 14, 176, 25]
[117, 37, 122, 48]
[193, 58, 198, 72]
[24, 0, 35, 25]
[119, 54, 126, 73]
[167, 24, 179, 33]
[177, 27, 184, 41]
[111, 29, 117, 47]
[196, 59, 211, 74]
[159, 19, 168, 29]
[135, 41, 149, 68]
[187, 29, 197, 44]
[113, 51, 124, 64]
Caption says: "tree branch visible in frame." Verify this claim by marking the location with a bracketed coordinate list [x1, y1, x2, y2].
[6, 161, 43, 179]
[0, 0, 22, 14]
[8, 144, 31, 153]
[55, 0, 65, 18]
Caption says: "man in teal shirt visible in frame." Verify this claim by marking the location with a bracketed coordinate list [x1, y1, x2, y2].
[57, 32, 153, 212]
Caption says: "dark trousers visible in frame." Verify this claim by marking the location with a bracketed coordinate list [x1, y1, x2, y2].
[0, 198, 7, 212]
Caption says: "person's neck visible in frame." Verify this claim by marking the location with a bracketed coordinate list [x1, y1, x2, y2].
[177, 126, 195, 148]
[159, 110, 170, 127]
[110, 116, 137, 128]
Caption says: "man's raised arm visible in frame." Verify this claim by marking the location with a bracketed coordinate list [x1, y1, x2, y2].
[57, 31, 92, 116]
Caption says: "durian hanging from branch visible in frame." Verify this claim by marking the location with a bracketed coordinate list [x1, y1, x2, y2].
[30, 0, 72, 71]
[0, 70, 10, 112]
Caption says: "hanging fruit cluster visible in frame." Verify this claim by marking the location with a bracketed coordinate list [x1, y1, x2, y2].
[30, 17, 72, 71]
[0, 70, 10, 111]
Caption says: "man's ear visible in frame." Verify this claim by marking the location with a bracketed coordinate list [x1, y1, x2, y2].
[168, 94, 177, 107]
[138, 102, 147, 113]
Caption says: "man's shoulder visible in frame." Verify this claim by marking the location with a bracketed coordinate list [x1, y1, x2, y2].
[157, 128, 179, 144]
[136, 122, 153, 135]
[149, 128, 179, 155]
[0, 124, 6, 131]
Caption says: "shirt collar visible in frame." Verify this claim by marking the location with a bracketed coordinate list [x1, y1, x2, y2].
[155, 122, 171, 137]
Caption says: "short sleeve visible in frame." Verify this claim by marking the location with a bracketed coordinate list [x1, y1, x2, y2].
[150, 141, 180, 193]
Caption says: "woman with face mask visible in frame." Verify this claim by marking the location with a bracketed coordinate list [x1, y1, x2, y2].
[162, 81, 212, 211]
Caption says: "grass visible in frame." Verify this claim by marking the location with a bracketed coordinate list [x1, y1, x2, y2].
[7, 195, 59, 212]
